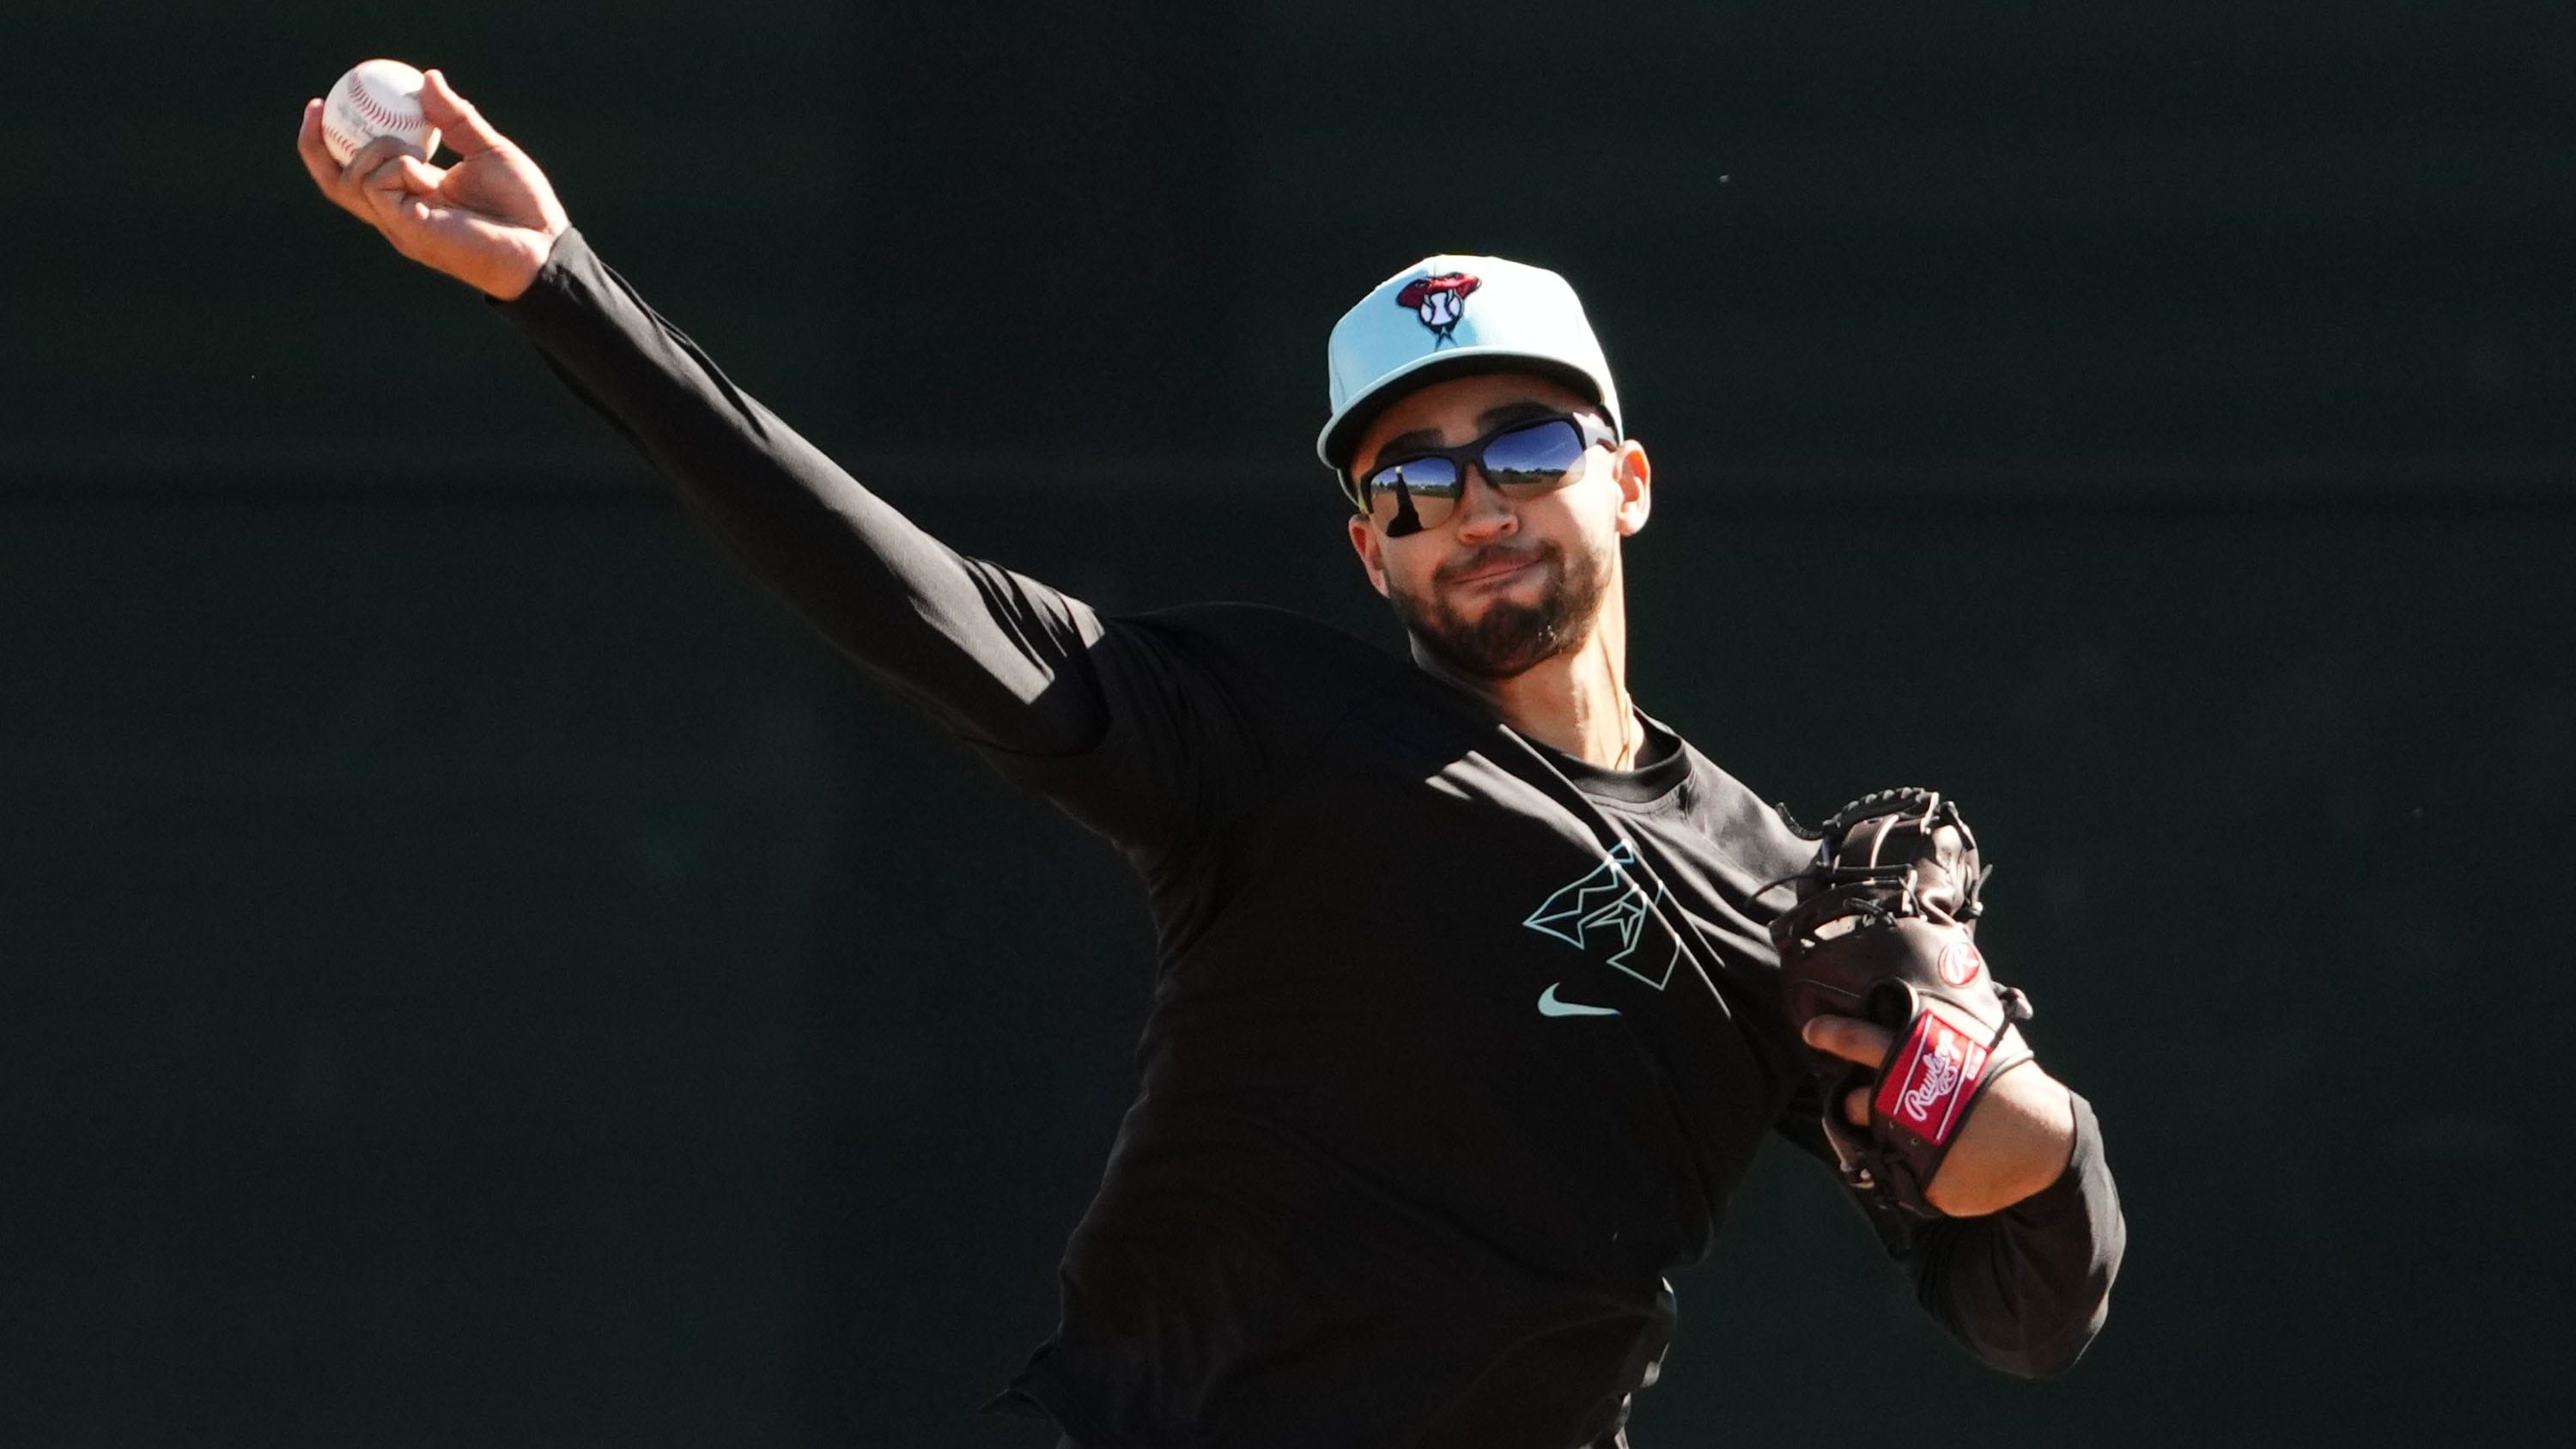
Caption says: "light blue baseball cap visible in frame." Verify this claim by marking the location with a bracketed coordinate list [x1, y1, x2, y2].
[1315, 253, 1625, 494]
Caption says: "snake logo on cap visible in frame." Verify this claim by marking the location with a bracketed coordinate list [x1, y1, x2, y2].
[1396, 272, 1481, 347]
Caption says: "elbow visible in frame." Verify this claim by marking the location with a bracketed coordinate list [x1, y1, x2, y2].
[1993, 1342, 2087, 1382]
[1979, 1288, 2111, 1380]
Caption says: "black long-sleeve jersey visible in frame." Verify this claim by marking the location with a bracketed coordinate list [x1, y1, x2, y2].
[491, 229, 2125, 1449]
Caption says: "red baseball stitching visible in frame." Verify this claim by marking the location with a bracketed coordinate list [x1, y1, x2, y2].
[344, 76, 420, 134]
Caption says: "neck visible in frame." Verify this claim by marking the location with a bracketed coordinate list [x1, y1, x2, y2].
[1413, 581, 1637, 770]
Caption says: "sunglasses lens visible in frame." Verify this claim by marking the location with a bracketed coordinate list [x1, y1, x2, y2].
[1367, 457, 1461, 534]
[1360, 417, 1598, 536]
[1479, 419, 1588, 492]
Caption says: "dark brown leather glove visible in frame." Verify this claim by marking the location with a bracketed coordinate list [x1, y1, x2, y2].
[1768, 789, 2034, 1220]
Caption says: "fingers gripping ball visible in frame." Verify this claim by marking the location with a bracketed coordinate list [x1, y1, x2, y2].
[321, 59, 440, 167]
[1769, 789, 2034, 1220]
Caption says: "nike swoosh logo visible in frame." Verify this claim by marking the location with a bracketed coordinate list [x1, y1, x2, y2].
[1538, 983, 1620, 1018]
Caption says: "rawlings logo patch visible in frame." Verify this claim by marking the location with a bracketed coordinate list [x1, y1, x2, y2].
[1874, 1012, 1990, 1146]
[1936, 941, 1985, 988]
[1395, 271, 1480, 346]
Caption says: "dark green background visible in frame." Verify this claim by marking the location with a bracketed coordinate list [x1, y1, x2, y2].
[5, 3, 2571, 1445]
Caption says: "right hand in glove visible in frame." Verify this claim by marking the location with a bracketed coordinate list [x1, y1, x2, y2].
[296, 68, 570, 301]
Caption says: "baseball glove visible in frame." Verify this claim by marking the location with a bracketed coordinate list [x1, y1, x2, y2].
[1767, 788, 2033, 1222]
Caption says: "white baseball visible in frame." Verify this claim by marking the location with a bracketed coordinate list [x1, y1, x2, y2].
[320, 59, 440, 167]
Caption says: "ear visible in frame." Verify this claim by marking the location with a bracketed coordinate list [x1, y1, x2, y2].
[1346, 512, 1390, 597]
[1611, 440, 1653, 538]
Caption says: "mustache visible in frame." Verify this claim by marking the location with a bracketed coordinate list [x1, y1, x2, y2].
[1435, 541, 1557, 588]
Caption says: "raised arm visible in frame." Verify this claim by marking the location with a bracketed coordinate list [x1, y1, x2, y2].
[294, 71, 1109, 758]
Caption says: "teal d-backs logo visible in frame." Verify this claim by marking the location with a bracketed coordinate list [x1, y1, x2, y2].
[1522, 842, 1681, 991]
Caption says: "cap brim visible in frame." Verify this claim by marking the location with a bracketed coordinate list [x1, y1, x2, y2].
[1315, 347, 1612, 476]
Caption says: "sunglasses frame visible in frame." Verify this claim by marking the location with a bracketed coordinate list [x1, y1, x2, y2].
[1342, 411, 1620, 537]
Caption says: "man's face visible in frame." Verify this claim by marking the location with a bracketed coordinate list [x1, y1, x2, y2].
[1343, 371, 1651, 680]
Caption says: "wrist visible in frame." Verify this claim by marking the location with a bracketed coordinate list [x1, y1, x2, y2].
[1925, 1063, 2077, 1216]
[1998, 1069, 2081, 1206]
[483, 224, 567, 302]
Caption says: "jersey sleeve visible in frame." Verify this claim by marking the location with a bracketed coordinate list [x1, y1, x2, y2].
[1774, 1078, 2127, 1378]
[488, 228, 1249, 863]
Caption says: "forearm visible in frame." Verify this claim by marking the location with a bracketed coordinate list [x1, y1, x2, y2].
[1907, 1091, 2125, 1378]
[489, 228, 1104, 752]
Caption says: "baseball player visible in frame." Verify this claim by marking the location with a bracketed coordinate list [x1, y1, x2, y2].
[300, 72, 2124, 1449]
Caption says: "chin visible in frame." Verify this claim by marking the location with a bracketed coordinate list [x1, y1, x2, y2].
[1391, 555, 1601, 682]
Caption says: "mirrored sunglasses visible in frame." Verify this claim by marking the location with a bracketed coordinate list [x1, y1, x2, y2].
[1353, 413, 1618, 538]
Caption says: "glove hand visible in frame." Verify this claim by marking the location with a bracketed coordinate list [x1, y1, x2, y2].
[1803, 1014, 2076, 1217]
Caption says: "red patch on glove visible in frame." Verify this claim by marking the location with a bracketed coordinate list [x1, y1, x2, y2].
[1874, 1011, 1991, 1147]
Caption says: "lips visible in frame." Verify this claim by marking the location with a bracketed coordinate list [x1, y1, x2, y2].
[1443, 551, 1546, 588]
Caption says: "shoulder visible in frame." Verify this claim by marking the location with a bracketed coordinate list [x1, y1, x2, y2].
[1669, 738, 1819, 883]
[1122, 600, 1376, 649]
[1112, 601, 1413, 688]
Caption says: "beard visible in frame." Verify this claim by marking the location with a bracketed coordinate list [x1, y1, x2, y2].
[1386, 537, 1609, 681]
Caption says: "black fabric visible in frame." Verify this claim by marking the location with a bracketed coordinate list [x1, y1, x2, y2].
[493, 228, 2127, 1448]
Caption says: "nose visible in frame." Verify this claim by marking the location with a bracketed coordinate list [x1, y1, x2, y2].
[1449, 464, 1519, 544]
